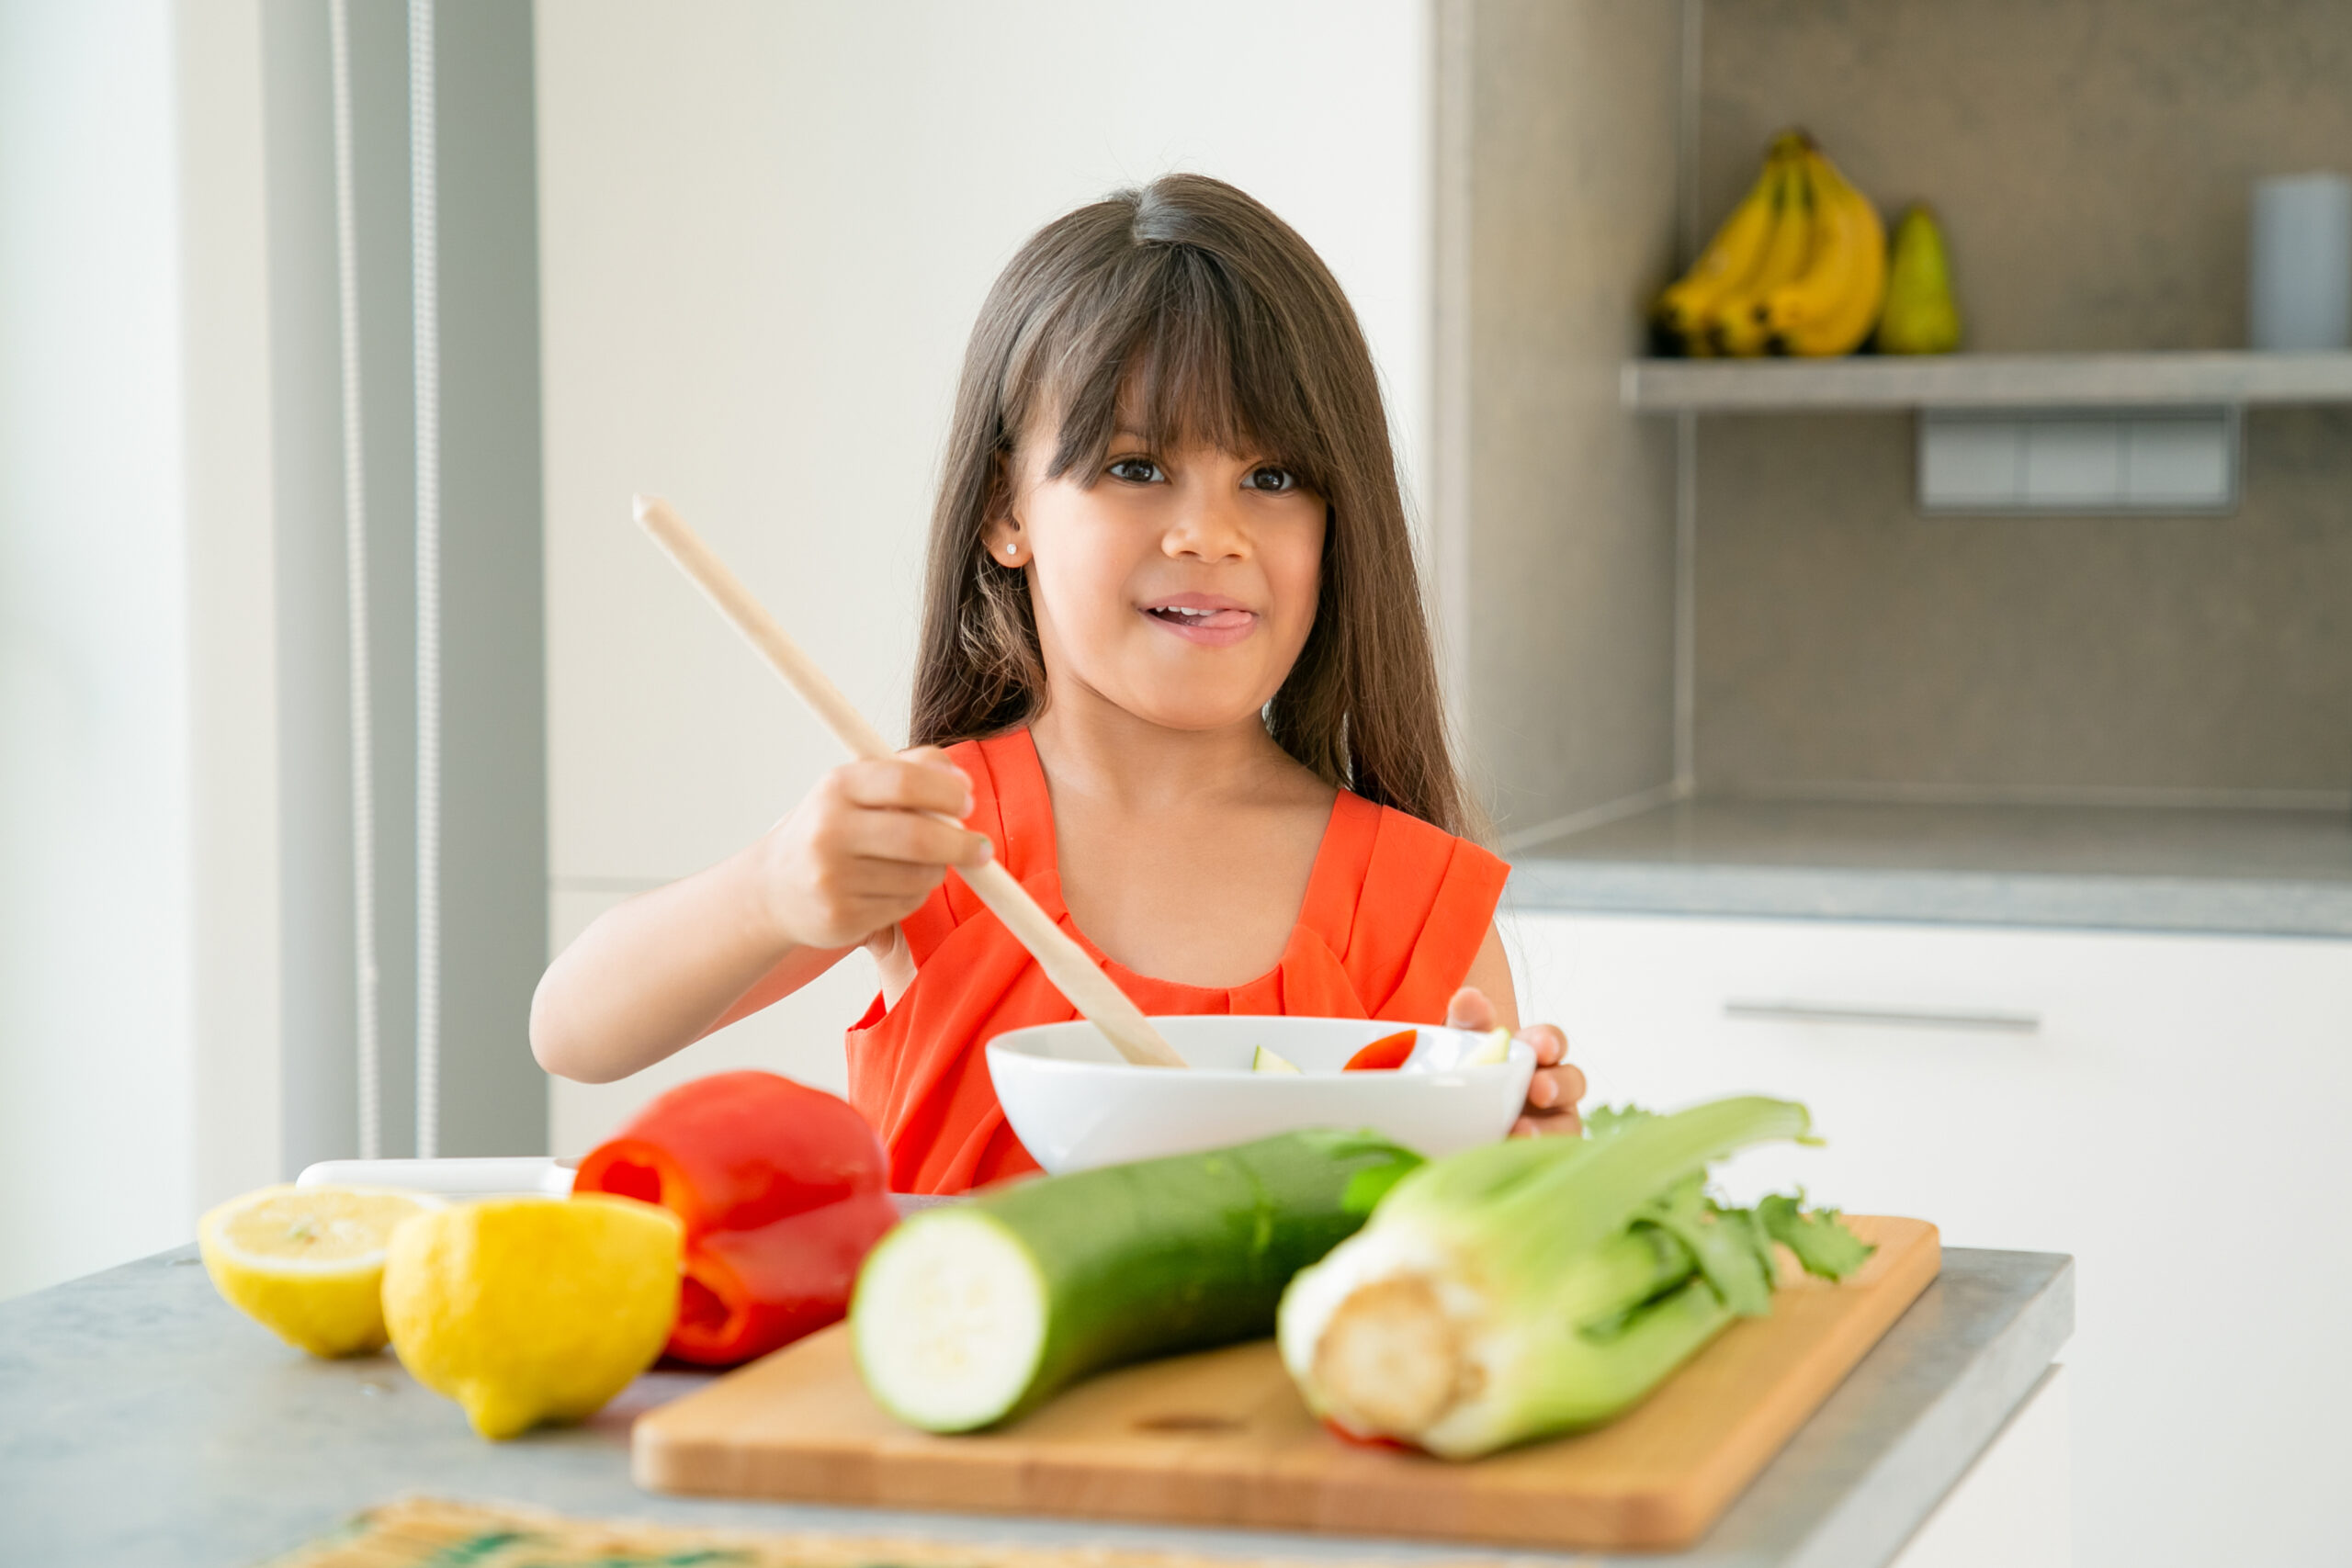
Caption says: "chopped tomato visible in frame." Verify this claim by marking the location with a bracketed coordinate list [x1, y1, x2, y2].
[1322, 1416, 1416, 1451]
[1342, 1028, 1418, 1072]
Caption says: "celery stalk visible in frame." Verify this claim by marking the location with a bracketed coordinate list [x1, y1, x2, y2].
[1275, 1097, 1873, 1459]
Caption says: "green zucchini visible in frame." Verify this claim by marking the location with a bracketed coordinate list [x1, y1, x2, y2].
[850, 1129, 1422, 1433]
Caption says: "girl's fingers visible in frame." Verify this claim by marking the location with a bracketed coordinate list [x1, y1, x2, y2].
[1518, 1022, 1567, 1066]
[1511, 1108, 1583, 1138]
[1444, 987, 1497, 1032]
[842, 807, 993, 869]
[844, 859, 948, 900]
[1526, 1062, 1587, 1111]
[838, 755, 976, 818]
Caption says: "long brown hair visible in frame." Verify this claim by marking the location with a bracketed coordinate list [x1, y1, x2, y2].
[910, 174, 1473, 839]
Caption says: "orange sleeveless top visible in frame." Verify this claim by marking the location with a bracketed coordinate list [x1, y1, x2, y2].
[843, 729, 1510, 1194]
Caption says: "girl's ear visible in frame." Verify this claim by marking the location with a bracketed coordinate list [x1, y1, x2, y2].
[982, 450, 1026, 565]
[983, 516, 1024, 566]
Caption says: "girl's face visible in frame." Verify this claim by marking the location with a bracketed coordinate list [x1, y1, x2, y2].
[990, 422, 1326, 734]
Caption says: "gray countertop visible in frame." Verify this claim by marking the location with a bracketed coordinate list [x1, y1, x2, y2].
[1508, 796, 2352, 939]
[0, 1243, 2070, 1568]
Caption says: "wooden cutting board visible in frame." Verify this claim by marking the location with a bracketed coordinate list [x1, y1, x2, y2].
[633, 1215, 1938, 1552]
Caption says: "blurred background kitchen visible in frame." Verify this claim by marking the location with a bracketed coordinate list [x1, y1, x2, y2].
[4, 2, 2348, 1563]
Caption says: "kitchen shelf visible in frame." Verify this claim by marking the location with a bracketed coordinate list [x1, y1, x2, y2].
[1622, 351, 2352, 412]
[1507, 795, 2352, 939]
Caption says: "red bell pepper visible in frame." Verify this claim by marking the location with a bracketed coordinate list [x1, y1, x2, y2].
[573, 1070, 897, 1367]
[1342, 1028, 1418, 1072]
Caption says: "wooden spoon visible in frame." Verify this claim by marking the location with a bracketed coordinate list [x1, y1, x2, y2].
[635, 494, 1187, 1069]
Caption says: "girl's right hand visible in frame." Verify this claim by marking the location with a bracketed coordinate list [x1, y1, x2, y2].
[758, 747, 995, 950]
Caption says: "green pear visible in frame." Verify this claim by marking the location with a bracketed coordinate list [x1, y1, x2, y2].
[1874, 204, 1962, 355]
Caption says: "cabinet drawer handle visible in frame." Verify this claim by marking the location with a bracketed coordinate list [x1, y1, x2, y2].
[1723, 999, 2041, 1034]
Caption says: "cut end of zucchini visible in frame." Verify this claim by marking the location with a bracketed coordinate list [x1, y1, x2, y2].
[1252, 1044, 1304, 1074]
[852, 1210, 1047, 1433]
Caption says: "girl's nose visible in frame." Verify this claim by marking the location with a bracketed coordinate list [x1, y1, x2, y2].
[1163, 487, 1249, 562]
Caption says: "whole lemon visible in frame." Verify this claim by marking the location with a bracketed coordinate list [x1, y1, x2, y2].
[199, 1185, 445, 1357]
[381, 1193, 683, 1439]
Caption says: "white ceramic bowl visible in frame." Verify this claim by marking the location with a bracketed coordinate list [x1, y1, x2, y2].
[986, 1015, 1537, 1175]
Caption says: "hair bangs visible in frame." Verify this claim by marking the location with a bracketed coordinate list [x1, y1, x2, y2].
[1012, 242, 1330, 493]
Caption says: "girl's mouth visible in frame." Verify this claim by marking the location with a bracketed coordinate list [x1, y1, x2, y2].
[1142, 600, 1257, 648]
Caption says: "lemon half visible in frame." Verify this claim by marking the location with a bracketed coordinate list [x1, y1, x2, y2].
[381, 1194, 683, 1439]
[198, 1184, 445, 1357]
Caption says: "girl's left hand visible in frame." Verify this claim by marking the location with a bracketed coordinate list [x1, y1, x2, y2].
[1446, 987, 1586, 1137]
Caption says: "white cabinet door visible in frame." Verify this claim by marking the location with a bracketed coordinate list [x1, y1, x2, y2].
[1507, 911, 2352, 1568]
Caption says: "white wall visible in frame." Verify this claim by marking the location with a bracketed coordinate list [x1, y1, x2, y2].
[0, 0, 280, 1299]
[180, 0, 286, 1244]
[0, 0, 189, 1301]
[535, 1, 1434, 1155]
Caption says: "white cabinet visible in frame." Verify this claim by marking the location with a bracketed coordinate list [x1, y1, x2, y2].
[1894, 1367, 2070, 1568]
[1508, 910, 2352, 1568]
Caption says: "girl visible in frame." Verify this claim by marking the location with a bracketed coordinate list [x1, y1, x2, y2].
[532, 174, 1585, 1193]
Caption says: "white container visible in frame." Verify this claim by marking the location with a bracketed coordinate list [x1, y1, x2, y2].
[2249, 172, 2352, 352]
[986, 1015, 1536, 1175]
[294, 1156, 575, 1197]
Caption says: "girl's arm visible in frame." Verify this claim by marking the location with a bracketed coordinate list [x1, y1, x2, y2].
[1448, 921, 1588, 1137]
[529, 750, 992, 1085]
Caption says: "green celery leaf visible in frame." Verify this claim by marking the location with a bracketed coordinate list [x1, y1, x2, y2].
[1583, 1104, 1658, 1143]
[1636, 1188, 1773, 1317]
[1759, 1193, 1876, 1280]
[1709, 1201, 1777, 1281]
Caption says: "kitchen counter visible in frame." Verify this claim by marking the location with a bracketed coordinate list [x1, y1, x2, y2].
[1509, 795, 2352, 939]
[0, 1242, 2070, 1568]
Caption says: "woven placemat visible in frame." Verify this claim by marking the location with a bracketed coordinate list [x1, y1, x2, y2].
[260, 1497, 1554, 1568]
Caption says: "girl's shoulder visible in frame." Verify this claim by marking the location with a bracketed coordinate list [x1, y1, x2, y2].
[1300, 792, 1505, 1020]
[936, 730, 1028, 833]
[1330, 789, 1506, 880]
[927, 729, 1051, 895]
[1309, 790, 1507, 942]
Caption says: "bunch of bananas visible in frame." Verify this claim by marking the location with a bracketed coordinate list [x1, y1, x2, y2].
[1654, 130, 1887, 358]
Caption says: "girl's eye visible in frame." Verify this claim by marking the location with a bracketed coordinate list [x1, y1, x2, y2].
[1106, 457, 1164, 484]
[1246, 466, 1298, 493]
